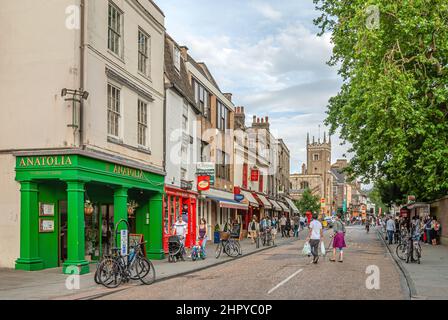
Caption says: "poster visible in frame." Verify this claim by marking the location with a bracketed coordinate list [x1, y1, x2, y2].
[39, 219, 54, 233]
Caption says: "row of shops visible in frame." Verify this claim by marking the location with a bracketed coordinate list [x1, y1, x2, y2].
[11, 150, 299, 275]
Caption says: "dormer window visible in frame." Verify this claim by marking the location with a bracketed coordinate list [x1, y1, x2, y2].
[173, 45, 181, 72]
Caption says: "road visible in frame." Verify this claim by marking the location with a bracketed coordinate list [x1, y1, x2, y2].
[98, 225, 408, 300]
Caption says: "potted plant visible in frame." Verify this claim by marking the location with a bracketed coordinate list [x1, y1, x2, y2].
[84, 200, 94, 215]
[127, 200, 139, 218]
[213, 224, 221, 244]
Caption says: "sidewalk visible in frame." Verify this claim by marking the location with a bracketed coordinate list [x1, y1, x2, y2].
[378, 230, 448, 300]
[0, 236, 298, 300]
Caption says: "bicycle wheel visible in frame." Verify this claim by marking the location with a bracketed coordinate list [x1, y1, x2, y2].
[136, 257, 156, 285]
[396, 243, 407, 261]
[413, 243, 421, 264]
[94, 264, 101, 284]
[236, 241, 242, 255]
[215, 242, 222, 259]
[225, 242, 239, 257]
[98, 258, 123, 288]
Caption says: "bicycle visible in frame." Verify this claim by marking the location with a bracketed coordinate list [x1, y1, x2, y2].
[215, 232, 241, 259]
[406, 233, 422, 264]
[96, 241, 156, 288]
[260, 228, 274, 246]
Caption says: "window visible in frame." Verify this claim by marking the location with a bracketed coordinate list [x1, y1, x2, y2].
[107, 84, 121, 137]
[108, 2, 122, 56]
[138, 29, 150, 76]
[173, 45, 181, 71]
[300, 181, 309, 189]
[313, 154, 319, 161]
[217, 100, 229, 131]
[137, 99, 148, 146]
[192, 78, 209, 116]
[216, 150, 230, 180]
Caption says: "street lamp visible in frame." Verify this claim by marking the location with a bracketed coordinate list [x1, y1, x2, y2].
[61, 88, 89, 129]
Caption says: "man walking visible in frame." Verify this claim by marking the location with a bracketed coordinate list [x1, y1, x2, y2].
[279, 214, 287, 238]
[307, 214, 323, 264]
[293, 215, 300, 237]
[386, 216, 396, 245]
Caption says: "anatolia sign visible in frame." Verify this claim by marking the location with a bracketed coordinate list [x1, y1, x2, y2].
[19, 156, 72, 167]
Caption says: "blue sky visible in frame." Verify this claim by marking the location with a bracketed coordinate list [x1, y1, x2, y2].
[157, 0, 349, 173]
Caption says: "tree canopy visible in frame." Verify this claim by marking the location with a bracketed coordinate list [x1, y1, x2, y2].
[314, 0, 448, 202]
[295, 188, 321, 214]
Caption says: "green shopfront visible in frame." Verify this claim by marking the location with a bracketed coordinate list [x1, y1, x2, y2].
[14, 152, 165, 275]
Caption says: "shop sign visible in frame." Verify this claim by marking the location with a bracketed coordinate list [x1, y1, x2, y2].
[250, 169, 259, 182]
[120, 229, 128, 256]
[197, 176, 210, 191]
[407, 195, 416, 203]
[18, 156, 72, 167]
[112, 165, 144, 179]
[234, 194, 244, 202]
[196, 162, 215, 185]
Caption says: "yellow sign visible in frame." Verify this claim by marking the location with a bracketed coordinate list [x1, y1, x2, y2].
[113, 165, 144, 179]
[19, 156, 72, 167]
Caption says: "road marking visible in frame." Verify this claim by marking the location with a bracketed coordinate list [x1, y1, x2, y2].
[267, 269, 303, 295]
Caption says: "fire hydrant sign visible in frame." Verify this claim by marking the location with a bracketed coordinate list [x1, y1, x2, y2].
[120, 229, 128, 256]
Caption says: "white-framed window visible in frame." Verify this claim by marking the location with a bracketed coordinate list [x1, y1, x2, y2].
[137, 99, 148, 147]
[173, 45, 181, 71]
[108, 2, 123, 56]
[107, 83, 121, 137]
[138, 29, 150, 76]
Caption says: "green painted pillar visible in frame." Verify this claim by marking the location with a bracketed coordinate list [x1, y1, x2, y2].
[148, 192, 165, 259]
[15, 181, 44, 271]
[63, 181, 89, 275]
[114, 187, 128, 247]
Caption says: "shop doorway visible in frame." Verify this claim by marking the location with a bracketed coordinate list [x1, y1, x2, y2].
[100, 205, 114, 256]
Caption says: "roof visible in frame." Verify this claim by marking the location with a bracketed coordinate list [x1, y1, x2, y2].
[330, 168, 346, 184]
[187, 55, 221, 92]
[164, 35, 199, 113]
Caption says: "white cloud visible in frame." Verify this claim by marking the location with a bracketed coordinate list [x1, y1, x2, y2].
[252, 2, 282, 21]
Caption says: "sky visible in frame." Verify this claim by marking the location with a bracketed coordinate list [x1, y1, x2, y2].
[156, 0, 350, 173]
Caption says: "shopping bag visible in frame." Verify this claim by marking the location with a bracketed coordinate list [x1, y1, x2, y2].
[320, 241, 326, 256]
[302, 241, 311, 256]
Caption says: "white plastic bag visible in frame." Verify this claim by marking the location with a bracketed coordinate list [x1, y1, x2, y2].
[302, 241, 311, 256]
[320, 241, 326, 256]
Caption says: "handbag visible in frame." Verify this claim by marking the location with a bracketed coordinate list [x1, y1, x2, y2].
[302, 241, 311, 256]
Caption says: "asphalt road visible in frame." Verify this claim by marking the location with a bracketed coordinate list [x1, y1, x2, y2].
[99, 225, 407, 300]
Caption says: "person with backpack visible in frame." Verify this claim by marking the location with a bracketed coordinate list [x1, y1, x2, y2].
[248, 216, 259, 244]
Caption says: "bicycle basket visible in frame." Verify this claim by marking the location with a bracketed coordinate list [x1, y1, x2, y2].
[220, 231, 230, 240]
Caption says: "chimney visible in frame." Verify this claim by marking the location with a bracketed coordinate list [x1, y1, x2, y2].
[224, 93, 232, 102]
[241, 107, 245, 113]
[253, 115, 256, 123]
[265, 116, 269, 123]
[179, 46, 189, 61]
[302, 163, 306, 175]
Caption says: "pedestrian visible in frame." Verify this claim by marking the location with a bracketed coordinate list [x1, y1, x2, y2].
[424, 217, 432, 244]
[285, 217, 291, 237]
[173, 215, 188, 255]
[271, 217, 278, 240]
[293, 215, 300, 237]
[280, 214, 287, 237]
[386, 216, 395, 245]
[330, 213, 346, 263]
[432, 217, 440, 246]
[198, 218, 208, 258]
[306, 213, 323, 264]
[248, 216, 259, 244]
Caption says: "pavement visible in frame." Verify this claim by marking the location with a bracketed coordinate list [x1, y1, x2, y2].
[97, 225, 407, 300]
[378, 229, 448, 300]
[0, 233, 297, 300]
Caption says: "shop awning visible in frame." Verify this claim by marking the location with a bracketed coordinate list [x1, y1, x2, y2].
[240, 190, 259, 208]
[284, 197, 299, 214]
[207, 196, 249, 210]
[278, 201, 290, 213]
[253, 193, 272, 209]
[269, 199, 282, 211]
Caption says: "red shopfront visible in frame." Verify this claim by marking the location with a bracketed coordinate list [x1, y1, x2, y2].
[163, 186, 197, 253]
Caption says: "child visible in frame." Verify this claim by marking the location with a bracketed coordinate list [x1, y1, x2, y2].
[191, 239, 205, 261]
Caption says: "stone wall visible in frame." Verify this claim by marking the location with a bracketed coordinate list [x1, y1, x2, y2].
[430, 196, 448, 245]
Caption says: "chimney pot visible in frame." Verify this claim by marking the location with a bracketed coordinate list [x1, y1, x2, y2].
[266, 116, 269, 123]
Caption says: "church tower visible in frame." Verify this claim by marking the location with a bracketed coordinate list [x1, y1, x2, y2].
[306, 131, 332, 211]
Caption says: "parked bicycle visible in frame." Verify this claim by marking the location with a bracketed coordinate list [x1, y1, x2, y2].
[96, 240, 156, 288]
[215, 231, 242, 258]
[259, 227, 274, 246]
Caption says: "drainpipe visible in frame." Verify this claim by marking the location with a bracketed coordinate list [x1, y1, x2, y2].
[79, 0, 86, 148]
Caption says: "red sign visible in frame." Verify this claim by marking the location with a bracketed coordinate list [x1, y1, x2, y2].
[197, 176, 210, 191]
[234, 186, 241, 195]
[400, 208, 409, 218]
[250, 169, 259, 182]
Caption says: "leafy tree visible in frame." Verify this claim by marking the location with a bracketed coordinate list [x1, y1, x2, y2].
[314, 0, 448, 201]
[295, 188, 320, 215]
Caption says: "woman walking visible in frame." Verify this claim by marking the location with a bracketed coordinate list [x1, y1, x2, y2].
[330, 213, 346, 263]
[198, 218, 208, 258]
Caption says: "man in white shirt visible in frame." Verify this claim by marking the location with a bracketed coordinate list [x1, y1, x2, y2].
[307, 214, 323, 264]
[173, 215, 188, 249]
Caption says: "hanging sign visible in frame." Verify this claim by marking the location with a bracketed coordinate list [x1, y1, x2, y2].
[196, 162, 215, 185]
[197, 175, 210, 191]
[250, 169, 259, 182]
